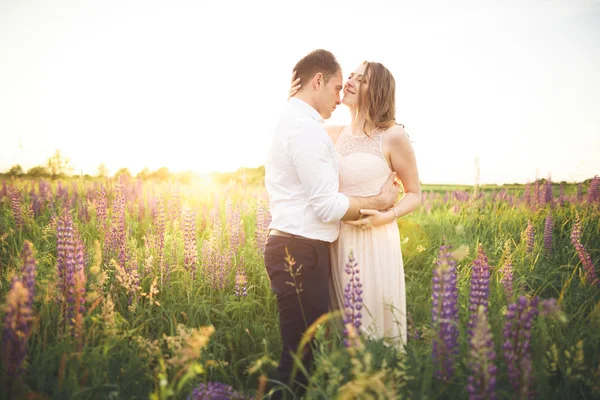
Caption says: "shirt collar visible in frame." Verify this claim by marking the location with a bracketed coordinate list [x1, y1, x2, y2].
[289, 97, 324, 123]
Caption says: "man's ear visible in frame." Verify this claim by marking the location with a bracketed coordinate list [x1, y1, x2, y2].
[312, 72, 324, 90]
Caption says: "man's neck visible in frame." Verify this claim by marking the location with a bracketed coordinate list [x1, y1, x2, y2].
[294, 93, 321, 117]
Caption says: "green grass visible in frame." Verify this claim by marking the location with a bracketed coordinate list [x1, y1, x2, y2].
[0, 178, 598, 399]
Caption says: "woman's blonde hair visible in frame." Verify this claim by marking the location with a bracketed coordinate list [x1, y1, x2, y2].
[356, 61, 402, 134]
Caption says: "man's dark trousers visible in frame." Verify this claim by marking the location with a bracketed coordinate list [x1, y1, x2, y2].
[264, 234, 331, 399]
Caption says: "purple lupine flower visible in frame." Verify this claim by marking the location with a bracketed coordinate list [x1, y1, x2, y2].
[544, 212, 553, 255]
[588, 175, 600, 204]
[524, 220, 535, 255]
[343, 250, 363, 347]
[468, 245, 491, 338]
[20, 241, 37, 308]
[227, 201, 244, 255]
[500, 254, 514, 300]
[10, 188, 23, 229]
[211, 206, 223, 241]
[183, 208, 198, 280]
[1, 277, 32, 380]
[169, 184, 181, 223]
[577, 183, 583, 202]
[432, 244, 459, 381]
[73, 228, 86, 345]
[503, 295, 539, 399]
[111, 177, 128, 271]
[95, 185, 108, 245]
[533, 180, 540, 210]
[539, 298, 561, 318]
[202, 237, 216, 285]
[467, 306, 498, 400]
[188, 381, 247, 400]
[234, 254, 247, 297]
[57, 210, 76, 328]
[570, 215, 599, 286]
[57, 211, 82, 331]
[74, 228, 86, 317]
[1, 180, 7, 199]
[154, 195, 166, 274]
[545, 177, 553, 207]
[254, 200, 271, 253]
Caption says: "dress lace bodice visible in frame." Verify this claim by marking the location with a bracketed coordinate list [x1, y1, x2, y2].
[334, 126, 392, 197]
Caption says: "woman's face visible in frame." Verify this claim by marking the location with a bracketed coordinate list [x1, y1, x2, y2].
[342, 63, 369, 107]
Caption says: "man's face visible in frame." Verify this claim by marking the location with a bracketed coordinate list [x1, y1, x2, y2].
[318, 70, 343, 120]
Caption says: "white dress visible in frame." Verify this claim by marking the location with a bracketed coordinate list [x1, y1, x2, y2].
[329, 126, 407, 346]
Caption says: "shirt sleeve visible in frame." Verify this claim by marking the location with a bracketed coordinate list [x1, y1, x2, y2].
[290, 121, 350, 223]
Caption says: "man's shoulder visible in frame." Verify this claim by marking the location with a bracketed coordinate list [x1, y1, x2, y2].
[276, 109, 324, 138]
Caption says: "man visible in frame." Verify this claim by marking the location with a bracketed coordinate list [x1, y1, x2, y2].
[264, 49, 399, 398]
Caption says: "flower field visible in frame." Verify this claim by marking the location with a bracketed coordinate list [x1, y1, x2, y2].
[0, 176, 599, 399]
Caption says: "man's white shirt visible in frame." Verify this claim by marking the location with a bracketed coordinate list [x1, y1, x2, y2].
[265, 98, 350, 243]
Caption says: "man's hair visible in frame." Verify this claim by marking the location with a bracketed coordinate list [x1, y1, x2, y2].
[293, 49, 341, 87]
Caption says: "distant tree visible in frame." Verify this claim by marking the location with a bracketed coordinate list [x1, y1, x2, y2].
[97, 163, 110, 178]
[151, 167, 171, 182]
[137, 167, 151, 180]
[47, 149, 73, 179]
[27, 166, 51, 178]
[115, 168, 132, 179]
[7, 165, 23, 177]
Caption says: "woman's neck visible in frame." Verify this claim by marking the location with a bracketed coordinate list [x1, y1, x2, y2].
[348, 107, 376, 135]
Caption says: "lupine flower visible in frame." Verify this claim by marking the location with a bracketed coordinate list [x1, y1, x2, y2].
[468, 245, 491, 338]
[73, 230, 87, 347]
[500, 242, 514, 300]
[227, 201, 245, 255]
[544, 212, 553, 255]
[343, 250, 363, 347]
[188, 381, 247, 400]
[183, 208, 198, 279]
[524, 220, 534, 254]
[20, 241, 37, 308]
[1, 278, 33, 380]
[503, 295, 538, 399]
[95, 185, 108, 242]
[254, 200, 271, 253]
[432, 244, 459, 381]
[570, 215, 599, 286]
[533, 180, 540, 210]
[169, 184, 181, 223]
[234, 254, 247, 297]
[588, 175, 600, 204]
[523, 183, 531, 206]
[154, 195, 166, 275]
[10, 188, 23, 229]
[539, 298, 565, 322]
[545, 177, 553, 207]
[57, 210, 76, 328]
[577, 183, 583, 202]
[111, 177, 128, 271]
[467, 305, 497, 400]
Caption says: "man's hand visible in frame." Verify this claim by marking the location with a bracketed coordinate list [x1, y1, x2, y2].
[377, 172, 400, 210]
[346, 209, 394, 230]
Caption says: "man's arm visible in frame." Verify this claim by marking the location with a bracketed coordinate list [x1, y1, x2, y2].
[291, 122, 349, 223]
[341, 172, 399, 220]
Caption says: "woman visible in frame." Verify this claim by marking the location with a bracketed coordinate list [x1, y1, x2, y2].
[289, 61, 421, 346]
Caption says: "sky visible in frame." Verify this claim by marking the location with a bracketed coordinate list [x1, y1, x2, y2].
[0, 0, 599, 185]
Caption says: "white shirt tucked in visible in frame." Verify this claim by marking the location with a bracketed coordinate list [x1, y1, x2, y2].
[265, 98, 350, 243]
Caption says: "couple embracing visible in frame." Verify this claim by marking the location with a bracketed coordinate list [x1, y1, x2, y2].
[264, 49, 421, 398]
